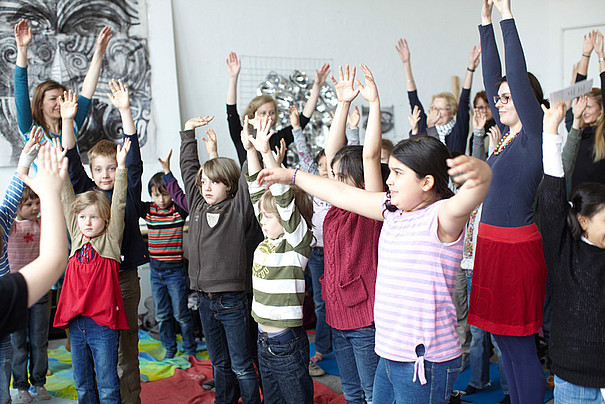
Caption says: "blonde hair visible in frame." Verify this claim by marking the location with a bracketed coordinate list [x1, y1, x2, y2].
[72, 191, 111, 230]
[259, 185, 313, 230]
[87, 139, 118, 166]
[243, 95, 278, 129]
[196, 157, 241, 198]
[581, 88, 605, 162]
[431, 92, 458, 115]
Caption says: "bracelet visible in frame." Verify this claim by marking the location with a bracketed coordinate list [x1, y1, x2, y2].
[292, 168, 299, 185]
[600, 57, 605, 63]
[467, 67, 475, 72]
[582, 53, 591, 58]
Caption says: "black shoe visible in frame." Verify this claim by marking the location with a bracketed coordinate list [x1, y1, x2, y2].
[461, 385, 480, 396]
[202, 379, 215, 391]
[449, 390, 462, 403]
[499, 395, 511, 404]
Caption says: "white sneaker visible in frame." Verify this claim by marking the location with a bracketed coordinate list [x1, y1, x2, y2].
[309, 361, 325, 377]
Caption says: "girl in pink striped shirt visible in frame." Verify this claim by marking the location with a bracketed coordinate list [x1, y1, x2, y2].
[257, 135, 491, 404]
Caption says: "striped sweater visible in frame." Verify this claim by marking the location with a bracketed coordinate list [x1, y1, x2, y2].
[140, 202, 188, 263]
[0, 173, 25, 278]
[247, 171, 312, 328]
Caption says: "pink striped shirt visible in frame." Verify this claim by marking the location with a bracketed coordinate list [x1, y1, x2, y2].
[7, 218, 40, 273]
[375, 198, 463, 366]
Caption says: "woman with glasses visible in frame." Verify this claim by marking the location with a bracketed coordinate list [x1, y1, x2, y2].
[467, 1, 548, 403]
[395, 38, 480, 154]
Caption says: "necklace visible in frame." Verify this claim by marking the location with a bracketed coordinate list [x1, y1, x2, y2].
[492, 131, 519, 155]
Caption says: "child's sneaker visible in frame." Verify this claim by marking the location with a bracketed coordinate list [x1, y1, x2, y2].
[308, 361, 325, 377]
[35, 386, 52, 400]
[18, 389, 33, 403]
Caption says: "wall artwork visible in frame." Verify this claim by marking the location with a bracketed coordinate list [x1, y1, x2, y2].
[0, 0, 151, 164]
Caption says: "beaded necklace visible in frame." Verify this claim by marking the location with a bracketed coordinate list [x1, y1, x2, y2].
[492, 131, 519, 155]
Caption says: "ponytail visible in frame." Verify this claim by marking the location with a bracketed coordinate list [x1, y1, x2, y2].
[566, 182, 605, 240]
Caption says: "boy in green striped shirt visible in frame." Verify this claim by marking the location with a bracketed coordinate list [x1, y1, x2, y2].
[243, 116, 315, 403]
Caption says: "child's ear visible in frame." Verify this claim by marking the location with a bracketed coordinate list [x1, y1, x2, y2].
[421, 175, 435, 192]
[577, 214, 589, 231]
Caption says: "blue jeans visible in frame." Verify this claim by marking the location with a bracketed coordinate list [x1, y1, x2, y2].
[257, 326, 313, 404]
[307, 248, 332, 355]
[332, 325, 379, 404]
[373, 354, 462, 404]
[554, 375, 605, 404]
[198, 291, 260, 404]
[466, 272, 508, 394]
[149, 261, 197, 356]
[69, 315, 121, 404]
[0, 335, 11, 404]
[11, 293, 50, 390]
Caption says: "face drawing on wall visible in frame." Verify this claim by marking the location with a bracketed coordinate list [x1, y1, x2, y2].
[0, 0, 152, 163]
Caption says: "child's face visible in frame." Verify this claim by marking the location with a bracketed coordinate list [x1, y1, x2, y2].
[260, 209, 284, 240]
[91, 155, 118, 191]
[17, 198, 40, 221]
[77, 204, 106, 238]
[317, 155, 328, 178]
[151, 187, 173, 210]
[579, 207, 605, 249]
[386, 156, 432, 212]
[200, 172, 229, 205]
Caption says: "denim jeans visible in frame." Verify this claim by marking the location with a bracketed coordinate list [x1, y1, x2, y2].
[307, 248, 332, 355]
[373, 354, 462, 404]
[11, 293, 50, 390]
[117, 268, 141, 404]
[332, 325, 379, 404]
[69, 315, 121, 404]
[149, 261, 197, 356]
[198, 291, 260, 404]
[466, 272, 508, 394]
[257, 326, 313, 404]
[0, 335, 11, 404]
[554, 375, 605, 404]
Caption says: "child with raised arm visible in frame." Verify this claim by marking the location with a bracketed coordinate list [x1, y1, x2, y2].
[61, 82, 148, 403]
[53, 132, 130, 403]
[0, 131, 42, 403]
[242, 116, 314, 403]
[179, 116, 261, 403]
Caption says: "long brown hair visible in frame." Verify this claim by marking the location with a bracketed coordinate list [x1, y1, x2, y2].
[32, 80, 67, 134]
[581, 88, 605, 162]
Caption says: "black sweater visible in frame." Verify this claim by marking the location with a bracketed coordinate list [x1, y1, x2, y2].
[539, 174, 605, 387]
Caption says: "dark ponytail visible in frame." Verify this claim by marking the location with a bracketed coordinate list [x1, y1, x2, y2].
[566, 182, 605, 240]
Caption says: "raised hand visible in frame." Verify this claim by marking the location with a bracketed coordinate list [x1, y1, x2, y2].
[157, 150, 172, 174]
[248, 116, 274, 154]
[14, 19, 32, 48]
[275, 138, 287, 167]
[395, 38, 410, 64]
[314, 63, 330, 88]
[240, 116, 254, 151]
[60, 90, 78, 120]
[468, 45, 481, 71]
[107, 79, 130, 111]
[23, 127, 44, 155]
[226, 51, 241, 77]
[357, 64, 379, 103]
[349, 105, 360, 129]
[257, 167, 293, 189]
[542, 103, 567, 134]
[116, 137, 132, 169]
[492, 0, 512, 19]
[202, 129, 218, 158]
[473, 108, 487, 130]
[582, 31, 595, 56]
[184, 115, 214, 131]
[572, 95, 588, 120]
[594, 30, 604, 58]
[408, 105, 421, 134]
[481, 0, 494, 24]
[95, 26, 113, 55]
[427, 107, 441, 127]
[447, 155, 492, 189]
[18, 144, 67, 198]
[289, 105, 300, 129]
[330, 65, 360, 103]
[487, 125, 502, 151]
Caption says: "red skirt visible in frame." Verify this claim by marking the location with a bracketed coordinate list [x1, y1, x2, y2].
[468, 222, 546, 336]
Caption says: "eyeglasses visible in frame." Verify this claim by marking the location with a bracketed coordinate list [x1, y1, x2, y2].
[493, 94, 512, 105]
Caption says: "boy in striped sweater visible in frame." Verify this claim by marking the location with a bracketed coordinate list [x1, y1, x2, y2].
[140, 172, 196, 359]
[243, 116, 314, 403]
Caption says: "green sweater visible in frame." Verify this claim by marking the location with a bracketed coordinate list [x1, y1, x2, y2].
[246, 172, 312, 328]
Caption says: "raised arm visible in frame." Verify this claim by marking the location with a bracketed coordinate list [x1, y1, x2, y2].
[14, 19, 31, 68]
[301, 63, 330, 119]
[471, 107, 488, 159]
[225, 51, 240, 105]
[577, 30, 595, 77]
[290, 106, 319, 175]
[357, 64, 383, 192]
[562, 96, 587, 177]
[179, 116, 214, 206]
[60, 90, 78, 150]
[80, 26, 112, 99]
[108, 79, 135, 135]
[243, 116, 264, 175]
[346, 106, 361, 145]
[202, 129, 219, 160]
[14, 19, 33, 135]
[397, 38, 428, 135]
[108, 139, 130, 240]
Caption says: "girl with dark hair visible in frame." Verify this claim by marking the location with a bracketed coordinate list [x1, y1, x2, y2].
[257, 132, 491, 403]
[225, 51, 329, 165]
[13, 19, 111, 143]
[468, 1, 548, 403]
[540, 102, 605, 404]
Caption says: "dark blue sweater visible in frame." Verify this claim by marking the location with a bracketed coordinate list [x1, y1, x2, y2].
[67, 133, 149, 272]
[479, 19, 543, 227]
